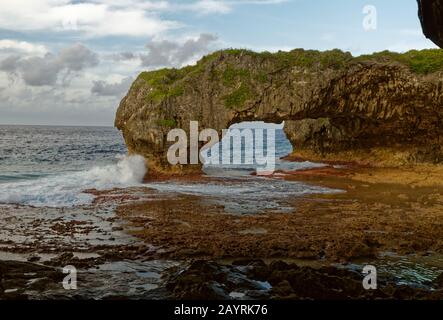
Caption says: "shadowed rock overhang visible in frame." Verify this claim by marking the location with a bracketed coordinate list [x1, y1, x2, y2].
[418, 0, 443, 48]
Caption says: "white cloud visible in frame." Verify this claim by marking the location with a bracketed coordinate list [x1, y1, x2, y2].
[172, 0, 288, 15]
[91, 76, 133, 97]
[0, 0, 177, 37]
[0, 0, 289, 125]
[51, 3, 178, 37]
[89, 0, 171, 11]
[0, 43, 99, 86]
[0, 40, 48, 56]
[184, 0, 232, 15]
[0, 69, 121, 125]
[140, 33, 219, 68]
[0, 0, 288, 37]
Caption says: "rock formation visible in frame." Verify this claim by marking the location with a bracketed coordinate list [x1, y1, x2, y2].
[115, 49, 443, 173]
[418, 0, 443, 48]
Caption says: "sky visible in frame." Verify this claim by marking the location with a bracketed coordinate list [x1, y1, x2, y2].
[0, 0, 437, 126]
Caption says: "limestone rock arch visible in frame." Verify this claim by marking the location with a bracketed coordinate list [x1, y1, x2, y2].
[115, 49, 443, 173]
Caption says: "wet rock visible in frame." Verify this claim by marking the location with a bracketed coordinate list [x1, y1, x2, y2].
[163, 260, 443, 300]
[269, 260, 294, 271]
[164, 260, 272, 300]
[46, 252, 74, 266]
[240, 260, 270, 281]
[0, 260, 63, 299]
[43, 252, 104, 269]
[270, 266, 366, 299]
[271, 280, 296, 299]
[325, 239, 377, 262]
[164, 261, 230, 300]
[433, 273, 443, 289]
[27, 254, 41, 263]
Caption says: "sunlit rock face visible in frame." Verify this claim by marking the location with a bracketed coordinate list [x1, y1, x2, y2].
[115, 49, 443, 173]
[418, 0, 443, 48]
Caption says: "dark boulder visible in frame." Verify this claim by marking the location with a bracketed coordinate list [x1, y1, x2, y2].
[418, 0, 443, 48]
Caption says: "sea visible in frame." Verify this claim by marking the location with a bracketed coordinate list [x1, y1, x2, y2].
[0, 123, 338, 211]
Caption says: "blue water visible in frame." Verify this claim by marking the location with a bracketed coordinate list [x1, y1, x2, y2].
[0, 124, 338, 209]
[0, 125, 127, 183]
[0, 125, 147, 207]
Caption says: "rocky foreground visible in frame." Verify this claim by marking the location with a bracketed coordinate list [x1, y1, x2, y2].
[164, 259, 443, 300]
[2, 256, 443, 300]
[1, 162, 443, 299]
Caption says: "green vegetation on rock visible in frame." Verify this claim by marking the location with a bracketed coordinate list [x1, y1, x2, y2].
[357, 49, 443, 74]
[133, 48, 443, 105]
[156, 119, 177, 127]
[137, 69, 185, 102]
[268, 49, 353, 70]
[256, 71, 270, 83]
[223, 83, 253, 109]
[222, 66, 250, 86]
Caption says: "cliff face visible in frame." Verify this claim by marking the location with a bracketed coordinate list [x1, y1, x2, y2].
[115, 49, 443, 172]
[418, 0, 443, 48]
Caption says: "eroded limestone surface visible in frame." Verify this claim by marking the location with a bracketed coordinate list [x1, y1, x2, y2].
[115, 49, 443, 173]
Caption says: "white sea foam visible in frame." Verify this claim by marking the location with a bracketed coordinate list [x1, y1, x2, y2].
[0, 155, 146, 207]
[147, 176, 343, 214]
[203, 159, 326, 177]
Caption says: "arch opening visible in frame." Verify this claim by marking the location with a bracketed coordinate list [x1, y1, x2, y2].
[201, 121, 326, 177]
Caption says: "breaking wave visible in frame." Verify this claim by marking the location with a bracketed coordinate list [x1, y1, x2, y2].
[0, 155, 146, 207]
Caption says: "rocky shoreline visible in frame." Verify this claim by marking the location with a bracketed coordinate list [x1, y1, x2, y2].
[1, 161, 442, 300]
[164, 259, 443, 300]
[1, 256, 442, 300]
[2, 0, 443, 303]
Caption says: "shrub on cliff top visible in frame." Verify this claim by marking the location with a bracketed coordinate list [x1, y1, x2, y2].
[358, 49, 443, 74]
[135, 48, 443, 104]
[138, 69, 185, 102]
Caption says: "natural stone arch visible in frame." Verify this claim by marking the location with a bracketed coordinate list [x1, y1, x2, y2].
[115, 49, 443, 174]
